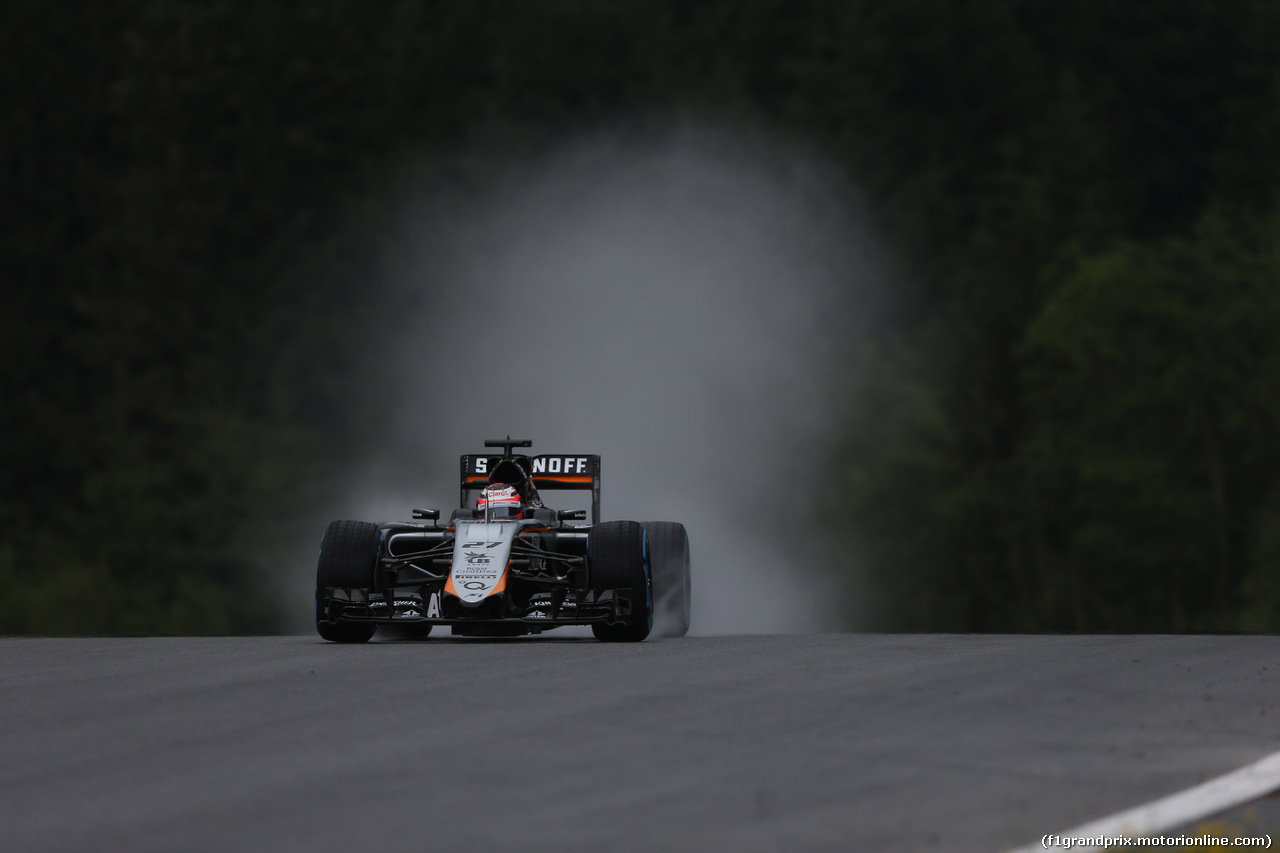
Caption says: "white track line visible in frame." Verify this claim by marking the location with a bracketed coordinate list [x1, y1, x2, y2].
[1006, 749, 1280, 852]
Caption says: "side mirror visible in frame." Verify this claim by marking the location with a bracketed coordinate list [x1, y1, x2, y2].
[557, 509, 587, 521]
[411, 508, 440, 521]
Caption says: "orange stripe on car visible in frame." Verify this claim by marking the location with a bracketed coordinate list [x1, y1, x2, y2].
[491, 562, 509, 596]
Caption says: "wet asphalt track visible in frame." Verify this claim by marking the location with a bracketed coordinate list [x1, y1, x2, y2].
[3, 634, 1279, 852]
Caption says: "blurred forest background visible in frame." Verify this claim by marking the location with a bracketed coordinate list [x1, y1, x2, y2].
[2, 0, 1279, 634]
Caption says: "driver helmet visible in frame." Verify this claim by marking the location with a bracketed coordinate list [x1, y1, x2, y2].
[477, 483, 522, 519]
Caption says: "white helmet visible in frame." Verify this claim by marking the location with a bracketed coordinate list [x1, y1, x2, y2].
[477, 483, 522, 519]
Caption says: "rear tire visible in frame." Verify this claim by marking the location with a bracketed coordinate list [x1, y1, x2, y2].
[642, 522, 691, 637]
[588, 521, 652, 642]
[315, 519, 379, 643]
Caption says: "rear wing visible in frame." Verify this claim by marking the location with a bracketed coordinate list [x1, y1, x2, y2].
[460, 454, 601, 523]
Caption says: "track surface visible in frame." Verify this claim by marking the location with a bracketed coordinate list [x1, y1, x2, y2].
[3, 634, 1279, 852]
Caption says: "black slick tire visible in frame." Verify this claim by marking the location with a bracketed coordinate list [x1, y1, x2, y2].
[642, 521, 691, 637]
[588, 521, 652, 642]
[315, 519, 379, 643]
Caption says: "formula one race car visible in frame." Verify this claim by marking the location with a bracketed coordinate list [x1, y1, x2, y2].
[314, 439, 691, 643]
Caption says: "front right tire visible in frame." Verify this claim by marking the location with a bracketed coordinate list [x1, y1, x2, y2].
[315, 519, 379, 643]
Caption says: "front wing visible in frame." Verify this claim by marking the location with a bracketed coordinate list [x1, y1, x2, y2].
[316, 581, 641, 632]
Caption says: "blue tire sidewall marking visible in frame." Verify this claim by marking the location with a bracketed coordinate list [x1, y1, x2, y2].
[315, 527, 326, 624]
[643, 529, 652, 629]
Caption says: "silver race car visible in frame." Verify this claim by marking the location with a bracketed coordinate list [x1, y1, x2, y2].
[314, 438, 691, 642]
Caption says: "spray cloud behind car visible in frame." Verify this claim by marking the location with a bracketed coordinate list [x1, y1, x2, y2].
[320, 125, 884, 635]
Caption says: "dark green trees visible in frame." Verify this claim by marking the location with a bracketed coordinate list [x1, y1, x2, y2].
[830, 0, 1280, 632]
